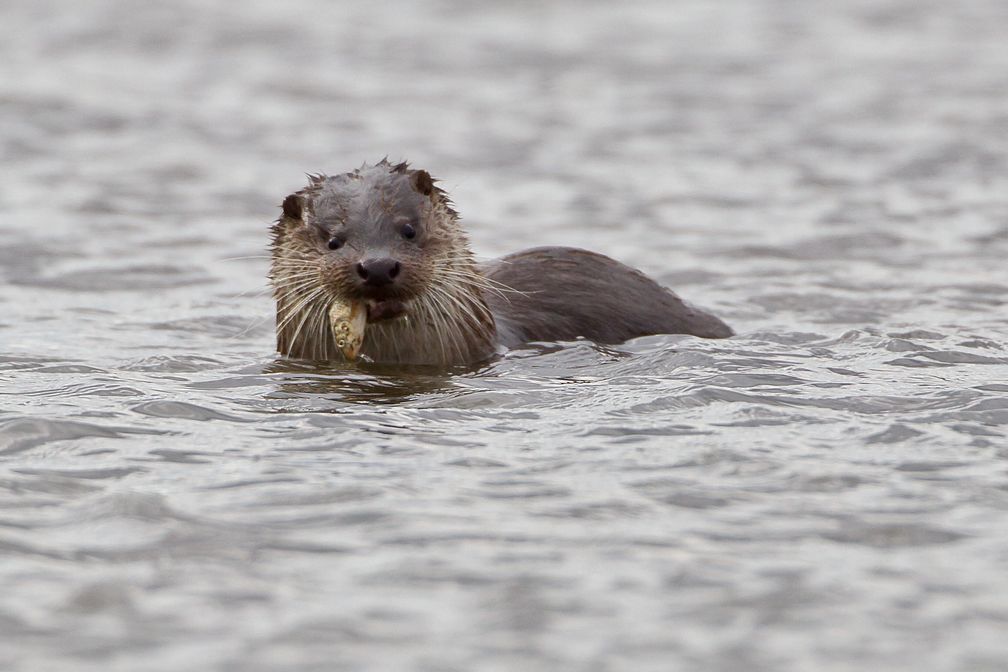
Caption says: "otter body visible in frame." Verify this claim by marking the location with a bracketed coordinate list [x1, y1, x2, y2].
[270, 161, 731, 367]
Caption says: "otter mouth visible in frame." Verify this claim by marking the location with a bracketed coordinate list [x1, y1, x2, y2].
[366, 299, 407, 323]
[326, 294, 411, 361]
[328, 298, 408, 361]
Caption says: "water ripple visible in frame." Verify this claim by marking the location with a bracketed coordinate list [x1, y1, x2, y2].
[3, 0, 1008, 670]
[0, 418, 122, 455]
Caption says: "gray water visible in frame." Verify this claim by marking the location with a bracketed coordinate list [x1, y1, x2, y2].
[3, 1, 1008, 670]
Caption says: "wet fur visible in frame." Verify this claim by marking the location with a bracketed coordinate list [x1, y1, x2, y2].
[270, 160, 732, 366]
[482, 247, 733, 347]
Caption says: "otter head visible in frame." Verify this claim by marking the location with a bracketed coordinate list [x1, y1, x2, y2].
[270, 160, 495, 364]
[274, 161, 455, 311]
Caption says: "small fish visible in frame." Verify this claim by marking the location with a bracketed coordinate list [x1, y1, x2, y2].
[329, 300, 366, 360]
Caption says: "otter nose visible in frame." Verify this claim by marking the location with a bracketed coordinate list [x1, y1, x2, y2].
[356, 258, 401, 287]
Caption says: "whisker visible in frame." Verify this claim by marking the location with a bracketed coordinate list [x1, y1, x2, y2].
[277, 288, 326, 334]
[435, 267, 529, 299]
[287, 292, 325, 358]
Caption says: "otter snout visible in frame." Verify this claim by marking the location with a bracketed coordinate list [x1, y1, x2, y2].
[356, 257, 401, 288]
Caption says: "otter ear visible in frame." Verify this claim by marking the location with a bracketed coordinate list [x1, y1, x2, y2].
[282, 193, 303, 220]
[410, 170, 434, 196]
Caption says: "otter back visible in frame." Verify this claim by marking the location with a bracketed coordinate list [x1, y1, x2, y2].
[481, 246, 733, 347]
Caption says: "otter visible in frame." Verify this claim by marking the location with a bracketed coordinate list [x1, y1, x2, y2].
[270, 160, 732, 367]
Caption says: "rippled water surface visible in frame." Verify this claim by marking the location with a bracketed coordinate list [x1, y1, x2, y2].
[3, 1, 1008, 670]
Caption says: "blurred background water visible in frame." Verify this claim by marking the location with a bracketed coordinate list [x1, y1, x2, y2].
[2, 1, 1008, 670]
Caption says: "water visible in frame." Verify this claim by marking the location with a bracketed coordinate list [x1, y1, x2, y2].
[3, 1, 1008, 670]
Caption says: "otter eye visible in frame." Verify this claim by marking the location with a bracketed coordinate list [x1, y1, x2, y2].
[327, 237, 343, 250]
[401, 223, 417, 240]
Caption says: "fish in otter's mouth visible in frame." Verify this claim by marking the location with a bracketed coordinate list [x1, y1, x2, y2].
[327, 300, 366, 360]
[328, 298, 408, 360]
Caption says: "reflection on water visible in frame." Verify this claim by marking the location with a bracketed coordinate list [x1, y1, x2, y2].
[3, 0, 1008, 670]
[261, 358, 465, 405]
